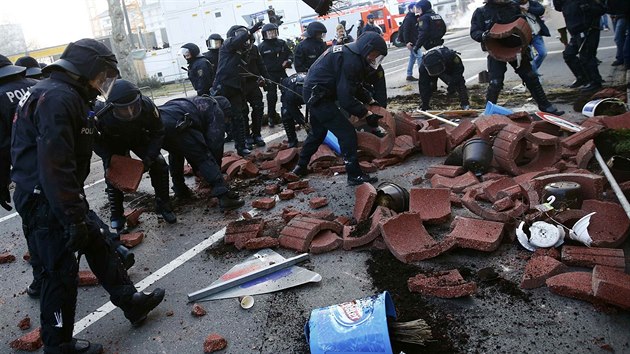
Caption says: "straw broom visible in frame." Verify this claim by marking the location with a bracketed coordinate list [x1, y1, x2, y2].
[388, 318, 433, 346]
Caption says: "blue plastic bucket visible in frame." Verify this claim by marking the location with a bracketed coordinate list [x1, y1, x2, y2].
[323, 130, 341, 154]
[305, 292, 397, 354]
[483, 101, 513, 116]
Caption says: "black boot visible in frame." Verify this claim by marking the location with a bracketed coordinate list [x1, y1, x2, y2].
[124, 288, 166, 327]
[58, 338, 104, 354]
[172, 182, 192, 199]
[486, 80, 502, 104]
[152, 162, 177, 224]
[26, 277, 42, 298]
[283, 120, 298, 148]
[251, 113, 266, 147]
[345, 157, 377, 186]
[106, 185, 126, 232]
[526, 78, 565, 116]
[291, 164, 308, 177]
[219, 191, 245, 211]
[569, 78, 588, 88]
[233, 114, 251, 156]
[347, 174, 378, 186]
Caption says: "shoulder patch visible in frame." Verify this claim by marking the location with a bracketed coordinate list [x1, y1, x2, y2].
[418, 20, 424, 27]
[332, 45, 343, 53]
[197, 69, 204, 77]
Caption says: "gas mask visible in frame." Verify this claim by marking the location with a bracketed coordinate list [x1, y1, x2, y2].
[367, 54, 385, 70]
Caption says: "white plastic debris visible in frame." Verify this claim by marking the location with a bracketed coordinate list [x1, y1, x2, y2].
[568, 212, 595, 247]
[516, 221, 565, 252]
[516, 221, 536, 252]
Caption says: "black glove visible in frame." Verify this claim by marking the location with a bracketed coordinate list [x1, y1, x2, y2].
[481, 30, 490, 42]
[365, 113, 383, 128]
[142, 157, 154, 172]
[250, 21, 264, 34]
[1, 185, 11, 211]
[65, 222, 89, 252]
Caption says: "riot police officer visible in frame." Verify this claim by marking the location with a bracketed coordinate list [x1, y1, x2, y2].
[294, 21, 328, 72]
[14, 56, 44, 79]
[11, 38, 164, 354]
[280, 72, 307, 147]
[180, 43, 214, 96]
[291, 32, 387, 186]
[413, 0, 446, 52]
[419, 46, 470, 111]
[93, 79, 176, 230]
[158, 96, 245, 211]
[212, 22, 264, 157]
[363, 14, 383, 35]
[203, 33, 223, 78]
[241, 41, 269, 147]
[470, 0, 564, 115]
[259, 23, 293, 127]
[0, 55, 39, 296]
[553, 0, 605, 92]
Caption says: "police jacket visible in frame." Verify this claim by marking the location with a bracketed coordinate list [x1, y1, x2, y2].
[364, 66, 387, 108]
[280, 73, 305, 105]
[294, 38, 328, 72]
[1, 75, 37, 188]
[304, 45, 384, 118]
[524, 0, 550, 37]
[202, 49, 219, 78]
[11, 72, 96, 226]
[187, 56, 214, 96]
[213, 30, 251, 91]
[242, 44, 269, 83]
[158, 96, 230, 150]
[259, 38, 292, 75]
[93, 96, 164, 162]
[400, 11, 419, 44]
[607, 0, 630, 16]
[471, 1, 523, 50]
[553, 0, 605, 35]
[415, 11, 447, 51]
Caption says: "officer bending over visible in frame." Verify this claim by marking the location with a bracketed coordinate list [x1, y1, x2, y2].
[94, 79, 176, 231]
[11, 38, 164, 354]
[280, 72, 307, 148]
[159, 96, 245, 211]
[291, 32, 387, 186]
[419, 46, 470, 111]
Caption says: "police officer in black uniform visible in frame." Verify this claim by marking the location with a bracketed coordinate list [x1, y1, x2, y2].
[180, 43, 214, 96]
[470, 0, 564, 115]
[294, 21, 328, 72]
[280, 72, 307, 147]
[413, 0, 447, 92]
[11, 38, 164, 354]
[553, 0, 605, 92]
[259, 23, 293, 127]
[212, 22, 264, 157]
[93, 79, 176, 230]
[203, 33, 223, 78]
[15, 56, 44, 79]
[0, 55, 40, 296]
[241, 41, 269, 148]
[419, 46, 470, 110]
[158, 96, 245, 211]
[291, 32, 387, 186]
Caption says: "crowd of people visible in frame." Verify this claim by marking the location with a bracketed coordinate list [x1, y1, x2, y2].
[1, 0, 629, 352]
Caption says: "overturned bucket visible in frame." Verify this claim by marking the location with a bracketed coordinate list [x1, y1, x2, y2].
[305, 292, 397, 354]
[374, 182, 410, 213]
[582, 98, 628, 117]
[324, 131, 341, 154]
[483, 101, 513, 116]
[462, 138, 493, 176]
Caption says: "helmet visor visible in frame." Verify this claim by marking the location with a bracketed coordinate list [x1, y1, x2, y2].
[208, 39, 222, 49]
[90, 67, 118, 100]
[112, 94, 142, 121]
[368, 54, 385, 69]
[178, 47, 192, 59]
[265, 29, 279, 39]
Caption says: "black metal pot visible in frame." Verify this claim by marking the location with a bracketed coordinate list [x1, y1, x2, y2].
[542, 181, 582, 209]
[462, 138, 493, 176]
[374, 182, 409, 213]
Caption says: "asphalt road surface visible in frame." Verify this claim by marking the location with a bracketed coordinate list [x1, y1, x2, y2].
[1, 10, 629, 354]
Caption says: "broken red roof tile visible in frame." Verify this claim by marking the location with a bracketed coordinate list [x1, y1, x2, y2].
[120, 232, 144, 248]
[251, 197, 276, 211]
[448, 216, 504, 252]
[425, 165, 465, 179]
[244, 237, 279, 250]
[417, 127, 447, 157]
[408, 269, 477, 298]
[105, 155, 144, 193]
[275, 147, 298, 167]
[592, 265, 630, 310]
[225, 218, 265, 250]
[447, 118, 476, 147]
[310, 230, 342, 254]
[546, 272, 596, 304]
[474, 114, 513, 140]
[561, 125, 603, 149]
[220, 155, 242, 173]
[357, 130, 395, 158]
[409, 188, 451, 224]
[353, 183, 377, 222]
[576, 140, 595, 169]
[561, 246, 625, 269]
[581, 199, 630, 247]
[430, 171, 479, 193]
[279, 216, 343, 252]
[343, 206, 395, 250]
[204, 333, 227, 353]
[390, 135, 418, 160]
[520, 256, 568, 289]
[10, 327, 42, 351]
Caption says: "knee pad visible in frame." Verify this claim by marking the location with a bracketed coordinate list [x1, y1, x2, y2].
[488, 79, 503, 92]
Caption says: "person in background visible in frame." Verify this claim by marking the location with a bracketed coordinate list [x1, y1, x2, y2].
[332, 23, 354, 44]
[241, 40, 269, 148]
[363, 14, 383, 35]
[11, 38, 164, 354]
[294, 21, 328, 73]
[607, 0, 630, 67]
[259, 23, 293, 127]
[203, 33, 223, 77]
[401, 2, 420, 81]
[180, 43, 214, 96]
[418, 46, 470, 111]
[516, 0, 551, 75]
[14, 56, 44, 79]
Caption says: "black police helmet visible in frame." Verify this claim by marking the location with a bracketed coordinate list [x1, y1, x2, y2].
[107, 79, 143, 121]
[181, 43, 201, 58]
[305, 21, 327, 38]
[44, 39, 119, 97]
[347, 32, 388, 59]
[262, 23, 279, 40]
[227, 25, 248, 38]
[0, 54, 26, 80]
[206, 33, 224, 49]
[15, 56, 43, 78]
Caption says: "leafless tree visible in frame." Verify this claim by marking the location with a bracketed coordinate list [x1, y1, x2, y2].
[107, 0, 138, 84]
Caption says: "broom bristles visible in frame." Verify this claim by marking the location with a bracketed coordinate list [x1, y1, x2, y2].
[388, 318, 433, 345]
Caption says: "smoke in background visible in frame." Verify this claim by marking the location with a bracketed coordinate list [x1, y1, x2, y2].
[450, 0, 485, 29]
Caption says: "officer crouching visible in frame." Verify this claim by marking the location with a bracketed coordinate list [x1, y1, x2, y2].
[291, 32, 388, 186]
[11, 38, 164, 354]
[419, 46, 470, 110]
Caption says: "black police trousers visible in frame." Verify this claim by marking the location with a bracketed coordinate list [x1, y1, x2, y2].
[266, 72, 286, 116]
[242, 80, 265, 138]
[563, 29, 602, 84]
[486, 55, 539, 104]
[297, 99, 363, 177]
[14, 188, 136, 353]
[217, 86, 247, 151]
[165, 129, 228, 197]
[419, 59, 469, 110]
